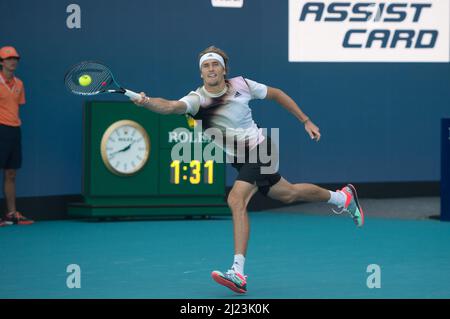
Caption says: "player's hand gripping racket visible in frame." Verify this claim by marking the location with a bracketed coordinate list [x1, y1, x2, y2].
[64, 61, 141, 100]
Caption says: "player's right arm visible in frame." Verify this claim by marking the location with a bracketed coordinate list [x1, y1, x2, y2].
[133, 92, 187, 115]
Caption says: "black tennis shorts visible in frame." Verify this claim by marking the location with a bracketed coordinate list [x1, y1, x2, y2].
[231, 136, 281, 196]
[0, 124, 22, 170]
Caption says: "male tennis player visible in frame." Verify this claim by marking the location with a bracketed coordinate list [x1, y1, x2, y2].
[0, 46, 34, 226]
[133, 46, 364, 294]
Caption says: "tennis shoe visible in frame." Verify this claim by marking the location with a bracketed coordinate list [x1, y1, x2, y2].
[0, 218, 13, 227]
[4, 211, 34, 225]
[211, 269, 247, 294]
[332, 184, 364, 227]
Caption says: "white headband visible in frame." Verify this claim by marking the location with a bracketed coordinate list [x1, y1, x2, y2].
[199, 52, 225, 69]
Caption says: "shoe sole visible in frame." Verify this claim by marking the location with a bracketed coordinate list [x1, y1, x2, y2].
[347, 184, 365, 227]
[6, 220, 34, 225]
[17, 221, 34, 225]
[211, 272, 246, 294]
[0, 221, 13, 226]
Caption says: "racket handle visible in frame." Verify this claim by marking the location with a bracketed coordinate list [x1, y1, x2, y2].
[124, 89, 142, 100]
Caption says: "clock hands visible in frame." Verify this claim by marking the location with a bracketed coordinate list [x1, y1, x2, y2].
[109, 140, 137, 158]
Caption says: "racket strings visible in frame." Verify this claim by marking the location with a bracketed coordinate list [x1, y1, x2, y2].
[64, 62, 114, 95]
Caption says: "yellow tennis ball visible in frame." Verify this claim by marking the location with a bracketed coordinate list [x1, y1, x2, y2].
[186, 115, 197, 128]
[78, 74, 92, 86]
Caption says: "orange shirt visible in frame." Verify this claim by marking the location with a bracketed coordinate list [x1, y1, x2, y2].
[0, 71, 25, 127]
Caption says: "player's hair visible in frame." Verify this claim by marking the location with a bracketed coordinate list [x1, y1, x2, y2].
[198, 46, 229, 76]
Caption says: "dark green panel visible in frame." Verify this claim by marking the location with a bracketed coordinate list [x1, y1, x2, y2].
[159, 114, 213, 151]
[85, 101, 160, 196]
[76, 101, 228, 218]
[68, 205, 230, 218]
[159, 114, 192, 149]
[81, 195, 227, 206]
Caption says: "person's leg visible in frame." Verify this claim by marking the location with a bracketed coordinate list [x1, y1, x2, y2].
[4, 169, 17, 214]
[266, 177, 331, 204]
[0, 169, 13, 226]
[267, 177, 364, 227]
[3, 130, 33, 225]
[227, 180, 258, 258]
[211, 180, 257, 294]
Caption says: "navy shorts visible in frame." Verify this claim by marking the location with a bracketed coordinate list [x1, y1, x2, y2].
[0, 124, 22, 170]
[231, 137, 281, 196]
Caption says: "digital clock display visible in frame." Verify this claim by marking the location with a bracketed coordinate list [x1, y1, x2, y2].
[170, 160, 214, 184]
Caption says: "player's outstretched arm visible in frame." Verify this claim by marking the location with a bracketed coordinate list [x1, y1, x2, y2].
[132, 92, 186, 115]
[266, 86, 321, 141]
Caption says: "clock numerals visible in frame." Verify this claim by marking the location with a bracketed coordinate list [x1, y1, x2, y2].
[169, 160, 214, 185]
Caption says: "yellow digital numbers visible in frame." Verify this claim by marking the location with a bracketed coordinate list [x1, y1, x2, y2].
[170, 160, 214, 185]
[189, 160, 201, 184]
[204, 160, 214, 184]
[170, 160, 180, 184]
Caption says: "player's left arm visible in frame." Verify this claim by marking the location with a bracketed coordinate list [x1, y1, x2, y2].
[265, 86, 321, 142]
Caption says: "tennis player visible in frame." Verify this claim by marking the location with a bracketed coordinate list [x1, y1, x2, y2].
[133, 46, 364, 294]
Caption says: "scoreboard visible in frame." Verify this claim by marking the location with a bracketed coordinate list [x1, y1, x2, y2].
[68, 101, 230, 218]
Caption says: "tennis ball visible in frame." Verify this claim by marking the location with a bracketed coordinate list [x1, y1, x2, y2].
[79, 74, 92, 86]
[186, 115, 197, 128]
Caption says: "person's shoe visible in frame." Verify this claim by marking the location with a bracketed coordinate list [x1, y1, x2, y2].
[332, 184, 365, 227]
[4, 212, 34, 225]
[0, 218, 13, 227]
[211, 269, 247, 294]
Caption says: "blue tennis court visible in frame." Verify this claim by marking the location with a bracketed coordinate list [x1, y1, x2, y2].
[2, 211, 450, 299]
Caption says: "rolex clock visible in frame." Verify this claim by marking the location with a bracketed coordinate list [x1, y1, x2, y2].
[100, 120, 150, 176]
[68, 101, 229, 219]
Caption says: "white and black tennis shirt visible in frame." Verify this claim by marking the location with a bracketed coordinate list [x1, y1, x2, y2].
[179, 76, 268, 157]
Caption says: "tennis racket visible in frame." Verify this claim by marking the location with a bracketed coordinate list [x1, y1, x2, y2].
[64, 61, 141, 100]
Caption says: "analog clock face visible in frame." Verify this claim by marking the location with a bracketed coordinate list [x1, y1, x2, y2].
[100, 120, 150, 176]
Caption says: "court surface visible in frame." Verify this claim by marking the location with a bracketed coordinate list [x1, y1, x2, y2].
[1, 212, 450, 299]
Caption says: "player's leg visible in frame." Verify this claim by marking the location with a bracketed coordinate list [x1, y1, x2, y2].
[227, 180, 258, 257]
[267, 177, 364, 227]
[211, 180, 257, 294]
[266, 177, 330, 203]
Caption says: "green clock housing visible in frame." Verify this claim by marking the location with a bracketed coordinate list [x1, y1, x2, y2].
[68, 101, 230, 218]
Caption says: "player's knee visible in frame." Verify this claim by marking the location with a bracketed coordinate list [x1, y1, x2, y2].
[280, 194, 296, 204]
[280, 187, 298, 204]
[227, 192, 246, 212]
